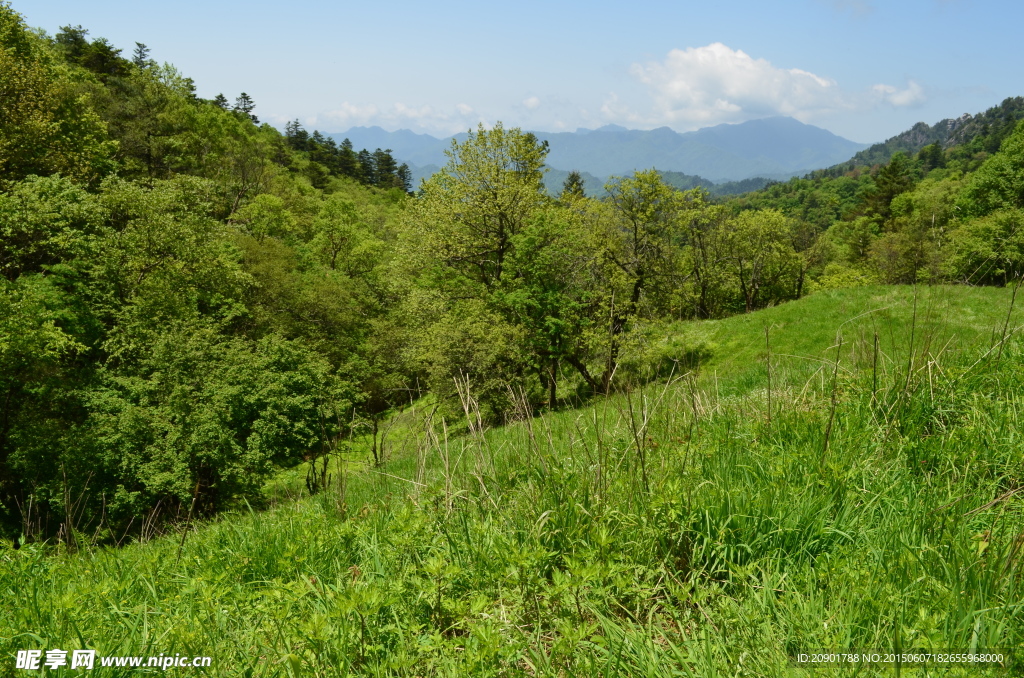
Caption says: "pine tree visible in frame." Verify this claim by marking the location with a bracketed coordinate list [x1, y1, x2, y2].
[917, 143, 945, 172]
[234, 92, 258, 124]
[338, 139, 358, 178]
[132, 42, 151, 68]
[54, 25, 89, 61]
[213, 93, 229, 110]
[284, 120, 307, 150]
[560, 170, 587, 201]
[397, 163, 413, 193]
[372, 148, 399, 187]
[357, 148, 375, 185]
[866, 152, 914, 223]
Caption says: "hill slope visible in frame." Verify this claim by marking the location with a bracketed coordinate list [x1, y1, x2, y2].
[4, 285, 1022, 676]
[825, 96, 1024, 172]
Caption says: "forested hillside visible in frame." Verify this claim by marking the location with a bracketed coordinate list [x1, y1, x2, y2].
[826, 96, 1024, 173]
[728, 102, 1024, 289]
[0, 4, 414, 541]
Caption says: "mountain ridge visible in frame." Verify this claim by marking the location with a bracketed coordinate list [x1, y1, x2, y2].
[819, 96, 1024, 174]
[327, 117, 868, 186]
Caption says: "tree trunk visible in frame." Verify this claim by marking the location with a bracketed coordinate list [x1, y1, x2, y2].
[548, 359, 558, 408]
[370, 418, 380, 467]
[565, 355, 599, 393]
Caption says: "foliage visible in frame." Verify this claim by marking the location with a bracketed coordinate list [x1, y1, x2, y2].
[956, 120, 1024, 218]
[718, 209, 800, 311]
[0, 5, 115, 185]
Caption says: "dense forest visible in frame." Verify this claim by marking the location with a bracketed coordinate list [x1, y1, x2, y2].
[2, 0, 1023, 549]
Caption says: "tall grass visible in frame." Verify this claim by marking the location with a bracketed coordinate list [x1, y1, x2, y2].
[2, 285, 1023, 676]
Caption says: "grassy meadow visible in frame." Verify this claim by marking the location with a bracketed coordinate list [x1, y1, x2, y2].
[3, 285, 1024, 676]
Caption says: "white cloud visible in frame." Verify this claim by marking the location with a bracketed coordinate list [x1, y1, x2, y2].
[621, 43, 927, 130]
[523, 96, 541, 110]
[872, 80, 926, 107]
[600, 92, 644, 124]
[630, 43, 845, 127]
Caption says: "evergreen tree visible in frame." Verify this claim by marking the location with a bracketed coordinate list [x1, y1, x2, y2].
[865, 152, 914, 223]
[372, 148, 399, 188]
[132, 41, 151, 68]
[234, 92, 258, 124]
[397, 163, 413, 193]
[212, 93, 229, 110]
[338, 138, 358, 178]
[284, 120, 309, 151]
[54, 25, 89, 60]
[357, 148, 375, 185]
[917, 142, 945, 172]
[560, 170, 587, 201]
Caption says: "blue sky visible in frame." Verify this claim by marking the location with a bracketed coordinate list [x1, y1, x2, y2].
[16, 0, 1022, 143]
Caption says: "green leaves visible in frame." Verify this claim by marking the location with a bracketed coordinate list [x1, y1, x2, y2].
[719, 208, 800, 312]
[0, 174, 104, 280]
[957, 120, 1024, 218]
[0, 6, 116, 185]
[86, 327, 343, 518]
[417, 123, 549, 290]
[944, 208, 1024, 284]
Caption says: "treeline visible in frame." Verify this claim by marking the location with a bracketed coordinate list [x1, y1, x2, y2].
[284, 122, 412, 192]
[3, 1, 1024, 545]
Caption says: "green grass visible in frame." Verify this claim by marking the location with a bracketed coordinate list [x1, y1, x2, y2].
[2, 285, 1024, 676]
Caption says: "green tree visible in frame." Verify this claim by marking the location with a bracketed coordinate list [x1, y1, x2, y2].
[560, 170, 587, 202]
[0, 175, 104, 280]
[81, 326, 344, 521]
[0, 275, 84, 532]
[864, 152, 914, 223]
[500, 206, 596, 405]
[595, 170, 692, 388]
[719, 209, 800, 312]
[400, 123, 553, 415]
[677, 190, 728, 319]
[415, 123, 549, 289]
[957, 121, 1024, 218]
[917, 142, 945, 173]
[311, 194, 378, 273]
[944, 209, 1024, 285]
[234, 92, 257, 123]
[132, 42, 151, 68]
[0, 7, 115, 184]
[231, 193, 294, 242]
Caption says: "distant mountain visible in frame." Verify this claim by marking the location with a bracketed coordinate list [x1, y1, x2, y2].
[657, 172, 774, 198]
[328, 117, 868, 186]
